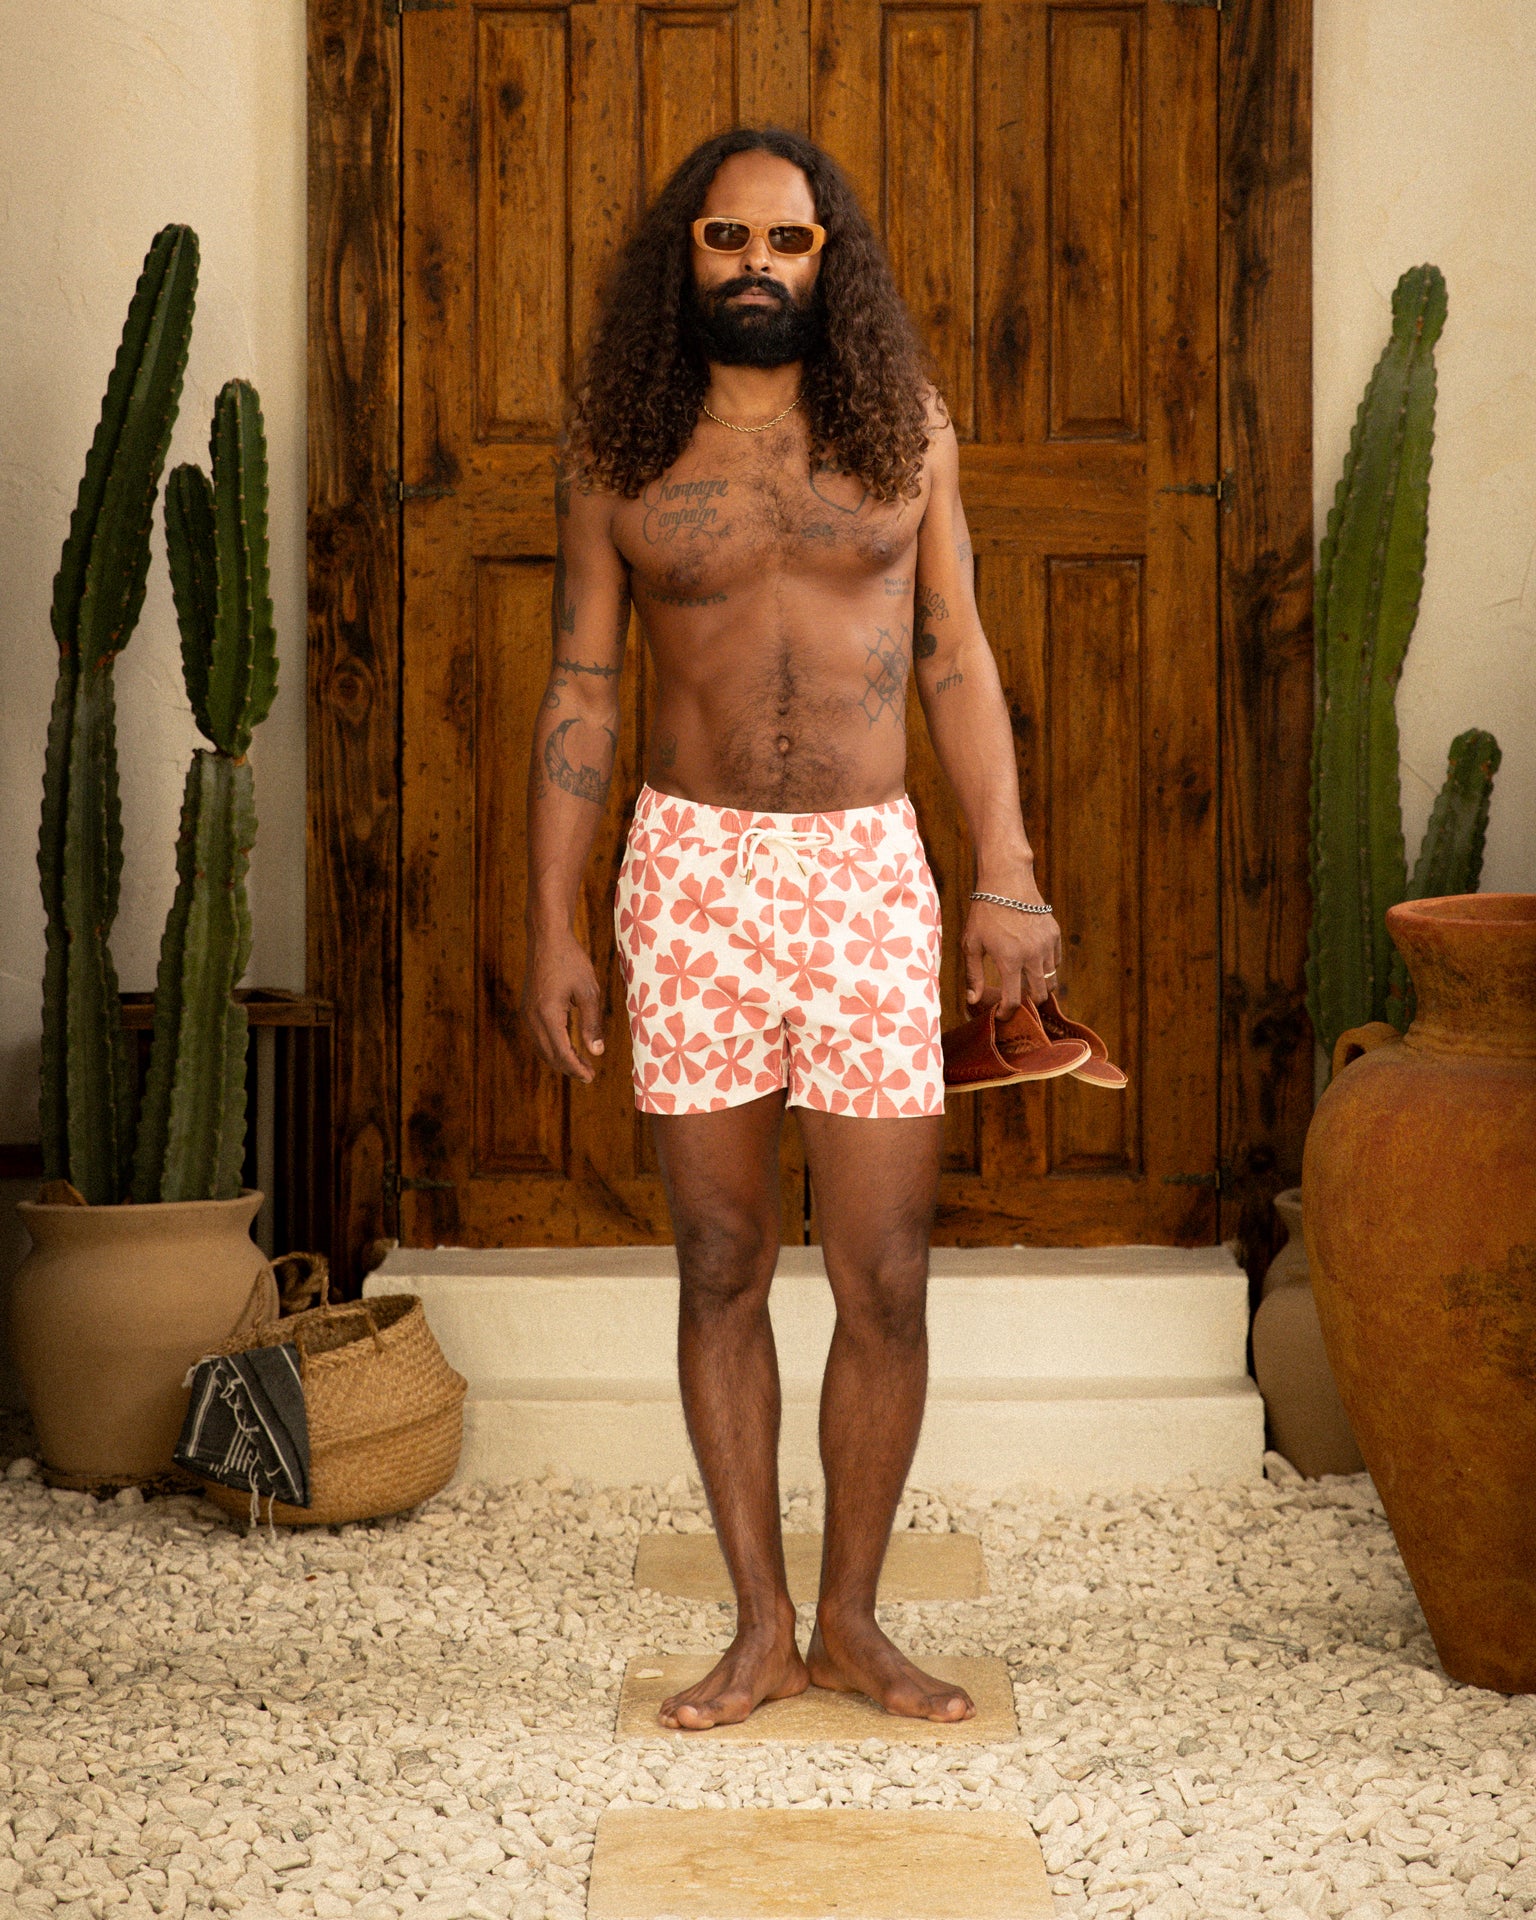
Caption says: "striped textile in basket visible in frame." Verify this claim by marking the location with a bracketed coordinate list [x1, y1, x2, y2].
[175, 1344, 311, 1517]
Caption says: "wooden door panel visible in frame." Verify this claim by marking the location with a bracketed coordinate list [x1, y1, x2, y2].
[401, 0, 810, 1247]
[1048, 6, 1144, 439]
[811, 0, 1219, 1243]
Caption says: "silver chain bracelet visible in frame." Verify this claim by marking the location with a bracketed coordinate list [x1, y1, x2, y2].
[971, 889, 1053, 916]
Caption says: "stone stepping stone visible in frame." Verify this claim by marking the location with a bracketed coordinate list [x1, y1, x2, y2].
[587, 1808, 1053, 1918]
[615, 1655, 1016, 1743]
[634, 1532, 988, 1605]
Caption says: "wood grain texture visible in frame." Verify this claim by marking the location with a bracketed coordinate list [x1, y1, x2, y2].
[307, 0, 400, 1296]
[1216, 0, 1315, 1271]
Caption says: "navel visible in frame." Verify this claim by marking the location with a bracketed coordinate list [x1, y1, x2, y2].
[776, 735, 792, 756]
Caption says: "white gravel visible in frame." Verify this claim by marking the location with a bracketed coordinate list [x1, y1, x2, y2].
[0, 1444, 1532, 1920]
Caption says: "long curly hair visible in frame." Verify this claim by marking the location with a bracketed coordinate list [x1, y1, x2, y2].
[568, 127, 935, 502]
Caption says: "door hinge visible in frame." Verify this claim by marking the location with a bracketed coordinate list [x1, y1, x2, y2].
[382, 1162, 456, 1206]
[1163, 1170, 1222, 1190]
[398, 479, 457, 502]
[1158, 469, 1235, 511]
[387, 0, 454, 20]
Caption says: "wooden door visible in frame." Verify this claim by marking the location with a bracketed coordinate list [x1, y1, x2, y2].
[399, 0, 810, 1246]
[811, 0, 1221, 1244]
[399, 0, 1221, 1247]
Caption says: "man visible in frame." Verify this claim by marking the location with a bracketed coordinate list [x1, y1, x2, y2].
[522, 127, 1060, 1729]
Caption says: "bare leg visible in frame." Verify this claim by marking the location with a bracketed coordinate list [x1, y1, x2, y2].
[796, 1110, 974, 1722]
[647, 1090, 809, 1729]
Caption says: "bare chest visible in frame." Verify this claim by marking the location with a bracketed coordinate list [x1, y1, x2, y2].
[614, 431, 923, 597]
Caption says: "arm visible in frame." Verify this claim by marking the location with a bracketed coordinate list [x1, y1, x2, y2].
[521, 461, 631, 1081]
[911, 418, 1061, 1017]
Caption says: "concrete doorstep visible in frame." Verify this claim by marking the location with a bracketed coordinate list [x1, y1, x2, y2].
[368, 1244, 1264, 1494]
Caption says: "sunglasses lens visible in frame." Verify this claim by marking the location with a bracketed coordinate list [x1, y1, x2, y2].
[701, 220, 750, 252]
[769, 225, 817, 255]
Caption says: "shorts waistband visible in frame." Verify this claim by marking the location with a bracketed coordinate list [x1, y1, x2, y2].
[633, 781, 914, 838]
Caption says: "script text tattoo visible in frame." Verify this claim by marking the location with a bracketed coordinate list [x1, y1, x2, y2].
[642, 476, 730, 545]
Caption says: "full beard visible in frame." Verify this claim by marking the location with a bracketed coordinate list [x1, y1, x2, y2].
[684, 272, 825, 368]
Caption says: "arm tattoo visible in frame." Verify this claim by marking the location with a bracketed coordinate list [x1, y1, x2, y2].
[554, 656, 620, 678]
[859, 625, 911, 728]
[935, 670, 964, 694]
[544, 717, 617, 805]
[915, 585, 948, 660]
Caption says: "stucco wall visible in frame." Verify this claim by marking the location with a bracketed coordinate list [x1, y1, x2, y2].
[1313, 0, 1535, 892]
[0, 3, 307, 1145]
[0, 0, 1532, 1159]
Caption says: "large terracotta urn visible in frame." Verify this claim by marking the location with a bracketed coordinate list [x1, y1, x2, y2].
[7, 1191, 278, 1486]
[1303, 894, 1536, 1694]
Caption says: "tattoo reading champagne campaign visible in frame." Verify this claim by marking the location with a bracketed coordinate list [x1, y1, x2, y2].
[642, 476, 730, 544]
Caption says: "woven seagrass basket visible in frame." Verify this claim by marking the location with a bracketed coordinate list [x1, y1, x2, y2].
[195, 1258, 467, 1528]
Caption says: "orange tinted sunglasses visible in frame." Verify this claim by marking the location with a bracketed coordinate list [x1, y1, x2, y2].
[691, 216, 827, 258]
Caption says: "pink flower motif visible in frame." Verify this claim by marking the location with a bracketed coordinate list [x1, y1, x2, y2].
[657, 803, 697, 841]
[636, 1061, 678, 1113]
[823, 843, 881, 892]
[619, 885, 664, 952]
[705, 1035, 757, 1091]
[727, 920, 776, 976]
[628, 980, 662, 1041]
[628, 828, 682, 895]
[652, 1012, 711, 1086]
[778, 870, 846, 937]
[843, 1048, 913, 1117]
[655, 940, 717, 1007]
[876, 858, 924, 914]
[671, 871, 738, 933]
[807, 1024, 852, 1074]
[701, 973, 773, 1033]
[840, 981, 905, 1042]
[897, 1004, 942, 1071]
[845, 910, 913, 970]
[781, 940, 837, 1001]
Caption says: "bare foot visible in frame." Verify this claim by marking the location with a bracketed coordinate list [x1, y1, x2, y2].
[657, 1621, 810, 1730]
[807, 1612, 975, 1722]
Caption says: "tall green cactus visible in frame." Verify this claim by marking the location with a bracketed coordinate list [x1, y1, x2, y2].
[132, 381, 277, 1203]
[38, 225, 199, 1202]
[1306, 263, 1500, 1063]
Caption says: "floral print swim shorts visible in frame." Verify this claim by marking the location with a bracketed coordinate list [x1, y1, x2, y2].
[614, 782, 945, 1118]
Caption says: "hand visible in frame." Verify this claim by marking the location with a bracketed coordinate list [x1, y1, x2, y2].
[522, 932, 606, 1082]
[962, 900, 1062, 1017]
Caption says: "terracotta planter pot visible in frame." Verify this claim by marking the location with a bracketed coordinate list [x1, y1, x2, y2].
[1251, 1187, 1366, 1480]
[7, 1191, 278, 1485]
[1303, 893, 1536, 1694]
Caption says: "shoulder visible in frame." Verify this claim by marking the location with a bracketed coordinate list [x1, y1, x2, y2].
[917, 388, 959, 489]
[555, 444, 620, 538]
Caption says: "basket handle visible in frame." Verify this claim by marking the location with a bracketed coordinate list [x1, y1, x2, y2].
[274, 1252, 330, 1315]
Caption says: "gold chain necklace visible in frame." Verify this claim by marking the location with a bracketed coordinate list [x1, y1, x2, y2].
[700, 393, 802, 434]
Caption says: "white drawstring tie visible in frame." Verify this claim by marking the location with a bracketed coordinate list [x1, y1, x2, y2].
[735, 823, 833, 888]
